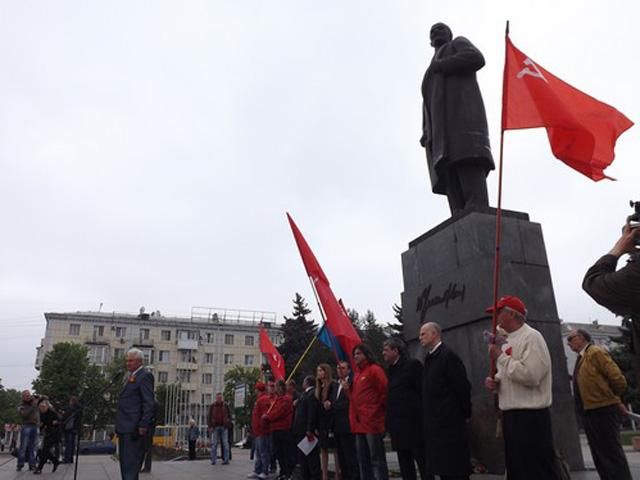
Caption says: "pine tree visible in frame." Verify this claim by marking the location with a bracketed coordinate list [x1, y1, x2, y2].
[361, 310, 388, 365]
[279, 293, 320, 384]
[389, 303, 404, 337]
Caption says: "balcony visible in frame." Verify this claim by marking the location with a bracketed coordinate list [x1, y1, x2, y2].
[84, 335, 109, 345]
[132, 338, 154, 347]
[176, 362, 198, 371]
[177, 339, 198, 350]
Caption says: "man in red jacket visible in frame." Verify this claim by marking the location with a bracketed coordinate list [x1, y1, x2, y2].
[207, 393, 231, 465]
[263, 380, 294, 480]
[345, 343, 389, 480]
[249, 383, 272, 479]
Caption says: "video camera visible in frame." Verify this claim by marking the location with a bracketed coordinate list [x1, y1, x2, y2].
[629, 200, 640, 246]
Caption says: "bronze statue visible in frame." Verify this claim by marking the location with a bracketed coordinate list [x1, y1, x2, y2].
[420, 23, 495, 214]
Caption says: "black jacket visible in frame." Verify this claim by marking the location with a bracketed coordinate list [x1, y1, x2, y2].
[292, 387, 319, 437]
[40, 409, 61, 442]
[330, 380, 351, 434]
[386, 356, 424, 450]
[422, 343, 471, 476]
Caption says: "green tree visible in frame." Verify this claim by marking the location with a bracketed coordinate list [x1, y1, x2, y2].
[32, 343, 91, 404]
[32, 344, 126, 431]
[0, 379, 21, 426]
[347, 308, 364, 335]
[279, 293, 319, 384]
[222, 366, 261, 430]
[361, 310, 388, 365]
[389, 303, 404, 337]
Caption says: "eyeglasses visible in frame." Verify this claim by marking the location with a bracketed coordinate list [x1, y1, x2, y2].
[567, 335, 578, 343]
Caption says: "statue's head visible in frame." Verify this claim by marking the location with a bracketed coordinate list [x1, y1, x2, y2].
[430, 22, 452, 48]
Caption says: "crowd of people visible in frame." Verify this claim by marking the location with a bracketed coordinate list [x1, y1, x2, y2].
[247, 321, 472, 480]
[13, 391, 82, 474]
[248, 294, 635, 480]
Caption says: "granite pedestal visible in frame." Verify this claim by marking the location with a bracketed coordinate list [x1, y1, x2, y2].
[400, 207, 584, 473]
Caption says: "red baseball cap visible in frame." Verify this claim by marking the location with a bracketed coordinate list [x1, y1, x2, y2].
[486, 296, 527, 316]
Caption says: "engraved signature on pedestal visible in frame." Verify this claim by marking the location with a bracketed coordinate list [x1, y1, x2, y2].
[416, 282, 466, 322]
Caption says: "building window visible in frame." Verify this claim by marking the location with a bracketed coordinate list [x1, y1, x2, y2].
[245, 335, 254, 346]
[202, 373, 213, 385]
[204, 353, 213, 364]
[159, 351, 170, 363]
[114, 348, 124, 359]
[205, 333, 214, 344]
[244, 355, 254, 366]
[202, 393, 212, 405]
[140, 348, 154, 364]
[139, 328, 150, 341]
[93, 325, 104, 337]
[224, 334, 234, 345]
[69, 324, 80, 336]
[88, 345, 108, 365]
[224, 354, 234, 365]
[158, 372, 168, 383]
[161, 330, 171, 341]
[178, 330, 198, 340]
[177, 370, 191, 383]
[115, 326, 126, 338]
[180, 350, 196, 363]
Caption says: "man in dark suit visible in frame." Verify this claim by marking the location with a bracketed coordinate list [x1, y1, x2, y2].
[420, 322, 472, 480]
[116, 348, 155, 480]
[292, 375, 320, 480]
[383, 338, 431, 480]
[331, 361, 359, 480]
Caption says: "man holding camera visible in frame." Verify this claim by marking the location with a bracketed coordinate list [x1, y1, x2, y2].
[16, 390, 40, 472]
[583, 219, 640, 316]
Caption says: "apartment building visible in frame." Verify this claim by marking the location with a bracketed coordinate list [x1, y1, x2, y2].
[35, 306, 282, 407]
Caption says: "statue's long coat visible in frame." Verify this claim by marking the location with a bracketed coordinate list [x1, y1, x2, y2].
[420, 36, 494, 194]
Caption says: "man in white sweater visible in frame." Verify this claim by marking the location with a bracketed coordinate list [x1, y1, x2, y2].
[484, 296, 559, 480]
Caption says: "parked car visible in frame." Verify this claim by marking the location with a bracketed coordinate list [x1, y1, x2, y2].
[79, 439, 116, 455]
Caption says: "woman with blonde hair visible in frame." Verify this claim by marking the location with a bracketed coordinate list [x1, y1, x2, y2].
[315, 363, 340, 480]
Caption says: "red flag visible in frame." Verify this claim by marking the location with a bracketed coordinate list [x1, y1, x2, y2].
[502, 36, 633, 180]
[259, 326, 285, 380]
[286, 213, 362, 364]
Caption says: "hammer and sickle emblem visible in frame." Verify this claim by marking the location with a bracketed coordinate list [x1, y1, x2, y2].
[517, 58, 547, 82]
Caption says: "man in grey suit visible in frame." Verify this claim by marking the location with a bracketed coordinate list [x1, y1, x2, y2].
[116, 348, 155, 480]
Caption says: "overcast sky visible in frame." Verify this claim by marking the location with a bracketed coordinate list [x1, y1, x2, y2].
[1, 1, 637, 390]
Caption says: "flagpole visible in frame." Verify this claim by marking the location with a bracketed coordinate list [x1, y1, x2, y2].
[490, 20, 510, 376]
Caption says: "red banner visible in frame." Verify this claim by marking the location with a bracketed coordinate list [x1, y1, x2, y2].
[502, 37, 633, 180]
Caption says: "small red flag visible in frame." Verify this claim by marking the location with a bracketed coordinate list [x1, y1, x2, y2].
[502, 36, 633, 180]
[259, 326, 285, 381]
[286, 213, 362, 364]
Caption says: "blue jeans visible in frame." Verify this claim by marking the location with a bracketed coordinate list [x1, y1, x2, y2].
[355, 433, 388, 480]
[253, 435, 270, 475]
[17, 424, 38, 468]
[210, 426, 229, 464]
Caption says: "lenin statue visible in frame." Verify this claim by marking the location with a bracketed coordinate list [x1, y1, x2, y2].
[420, 23, 495, 215]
